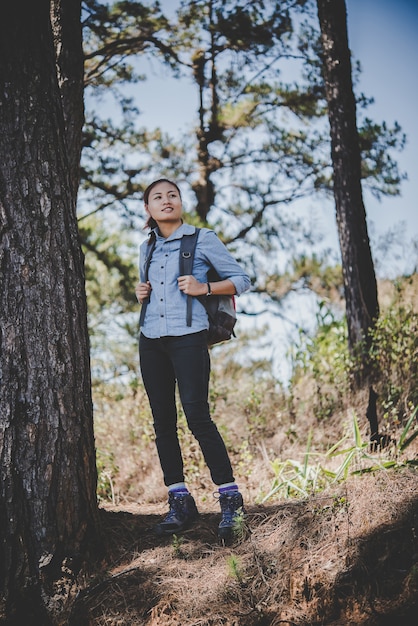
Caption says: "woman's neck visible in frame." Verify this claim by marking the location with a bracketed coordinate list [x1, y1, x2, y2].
[156, 220, 182, 238]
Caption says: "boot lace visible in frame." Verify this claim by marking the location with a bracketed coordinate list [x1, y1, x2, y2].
[165, 493, 188, 522]
[219, 492, 244, 527]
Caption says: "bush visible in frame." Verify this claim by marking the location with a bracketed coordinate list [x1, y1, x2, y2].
[369, 304, 418, 422]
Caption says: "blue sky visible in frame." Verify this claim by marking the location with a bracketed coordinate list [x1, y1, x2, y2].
[116, 1, 417, 381]
[346, 0, 418, 275]
[133, 0, 417, 276]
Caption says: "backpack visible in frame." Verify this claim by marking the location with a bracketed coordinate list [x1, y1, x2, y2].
[139, 228, 237, 345]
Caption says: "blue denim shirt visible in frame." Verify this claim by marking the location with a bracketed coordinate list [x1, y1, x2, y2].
[139, 223, 251, 338]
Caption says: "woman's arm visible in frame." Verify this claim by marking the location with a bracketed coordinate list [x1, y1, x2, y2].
[198, 230, 251, 296]
[177, 275, 236, 297]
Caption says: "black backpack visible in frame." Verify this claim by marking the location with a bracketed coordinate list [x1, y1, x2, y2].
[139, 228, 237, 345]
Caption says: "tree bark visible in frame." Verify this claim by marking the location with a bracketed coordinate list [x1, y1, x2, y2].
[316, 0, 379, 374]
[50, 0, 85, 201]
[0, 1, 99, 621]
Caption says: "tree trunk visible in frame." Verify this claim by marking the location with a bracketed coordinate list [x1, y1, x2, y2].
[50, 0, 85, 201]
[0, 1, 99, 622]
[316, 0, 379, 378]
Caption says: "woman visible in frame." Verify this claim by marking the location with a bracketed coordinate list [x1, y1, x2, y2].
[135, 178, 251, 541]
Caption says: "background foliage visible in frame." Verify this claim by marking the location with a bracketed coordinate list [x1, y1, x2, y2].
[80, 0, 408, 385]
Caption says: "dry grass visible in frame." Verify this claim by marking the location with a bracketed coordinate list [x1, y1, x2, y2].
[71, 276, 418, 625]
[69, 367, 418, 625]
[68, 470, 418, 626]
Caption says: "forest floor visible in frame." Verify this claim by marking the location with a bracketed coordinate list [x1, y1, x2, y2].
[64, 275, 418, 625]
[67, 469, 418, 626]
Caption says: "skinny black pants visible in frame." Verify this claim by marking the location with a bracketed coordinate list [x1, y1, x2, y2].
[139, 331, 235, 487]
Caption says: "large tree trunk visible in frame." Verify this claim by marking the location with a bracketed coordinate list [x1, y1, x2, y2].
[0, 1, 99, 622]
[316, 0, 379, 378]
[50, 0, 85, 200]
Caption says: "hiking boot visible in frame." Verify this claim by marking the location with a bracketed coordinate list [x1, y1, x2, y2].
[154, 492, 199, 536]
[217, 491, 245, 543]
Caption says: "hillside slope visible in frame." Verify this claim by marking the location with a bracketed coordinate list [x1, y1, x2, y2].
[68, 470, 418, 625]
[70, 274, 418, 625]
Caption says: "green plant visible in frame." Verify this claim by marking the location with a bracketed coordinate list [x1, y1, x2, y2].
[244, 390, 268, 437]
[290, 302, 350, 420]
[325, 413, 371, 480]
[237, 440, 254, 479]
[369, 305, 418, 420]
[231, 507, 247, 543]
[263, 406, 418, 502]
[171, 534, 185, 558]
[96, 450, 119, 503]
[262, 430, 329, 501]
[226, 554, 244, 585]
[326, 407, 418, 478]
[398, 406, 418, 452]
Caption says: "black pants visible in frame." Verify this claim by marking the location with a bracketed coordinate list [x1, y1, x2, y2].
[139, 331, 235, 487]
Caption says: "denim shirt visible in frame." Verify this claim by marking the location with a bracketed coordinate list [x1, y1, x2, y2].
[139, 223, 251, 338]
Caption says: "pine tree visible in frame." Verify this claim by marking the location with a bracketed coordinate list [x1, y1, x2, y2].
[0, 1, 99, 620]
[317, 0, 379, 381]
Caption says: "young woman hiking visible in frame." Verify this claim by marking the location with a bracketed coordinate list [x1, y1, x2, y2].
[135, 178, 250, 541]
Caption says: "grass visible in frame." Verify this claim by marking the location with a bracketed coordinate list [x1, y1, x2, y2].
[82, 276, 418, 624]
[260, 406, 418, 503]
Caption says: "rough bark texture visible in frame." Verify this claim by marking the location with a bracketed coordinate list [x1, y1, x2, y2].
[50, 0, 85, 200]
[316, 0, 379, 363]
[0, 1, 99, 621]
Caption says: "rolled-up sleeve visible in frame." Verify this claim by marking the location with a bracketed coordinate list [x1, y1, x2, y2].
[198, 230, 251, 296]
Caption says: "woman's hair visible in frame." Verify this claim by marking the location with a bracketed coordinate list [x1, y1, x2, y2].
[143, 178, 182, 231]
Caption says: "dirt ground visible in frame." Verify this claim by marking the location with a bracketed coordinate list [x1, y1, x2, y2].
[66, 469, 418, 626]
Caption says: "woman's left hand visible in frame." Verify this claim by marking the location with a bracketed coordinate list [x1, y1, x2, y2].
[178, 275, 207, 296]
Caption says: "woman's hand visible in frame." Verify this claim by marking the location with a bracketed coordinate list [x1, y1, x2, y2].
[178, 276, 236, 296]
[177, 275, 207, 296]
[135, 281, 152, 303]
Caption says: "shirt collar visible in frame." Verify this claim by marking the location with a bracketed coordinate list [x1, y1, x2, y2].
[152, 222, 196, 242]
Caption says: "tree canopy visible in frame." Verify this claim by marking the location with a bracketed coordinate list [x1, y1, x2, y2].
[79, 0, 405, 380]
[0, 1, 411, 621]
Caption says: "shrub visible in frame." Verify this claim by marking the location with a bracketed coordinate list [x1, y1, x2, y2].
[369, 304, 418, 422]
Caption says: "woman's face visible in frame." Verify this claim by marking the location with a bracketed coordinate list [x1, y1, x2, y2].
[145, 181, 182, 226]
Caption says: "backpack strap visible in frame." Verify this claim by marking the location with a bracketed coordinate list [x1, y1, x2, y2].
[139, 234, 156, 328]
[140, 228, 201, 330]
[179, 228, 200, 327]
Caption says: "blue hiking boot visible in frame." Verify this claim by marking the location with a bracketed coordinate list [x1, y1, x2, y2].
[218, 491, 245, 543]
[154, 492, 199, 536]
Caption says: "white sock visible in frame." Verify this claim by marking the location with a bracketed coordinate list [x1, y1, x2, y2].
[168, 482, 189, 494]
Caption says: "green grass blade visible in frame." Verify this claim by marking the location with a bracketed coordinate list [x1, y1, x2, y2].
[302, 429, 313, 478]
[399, 405, 418, 451]
[399, 429, 418, 452]
[334, 449, 357, 481]
[353, 413, 363, 448]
